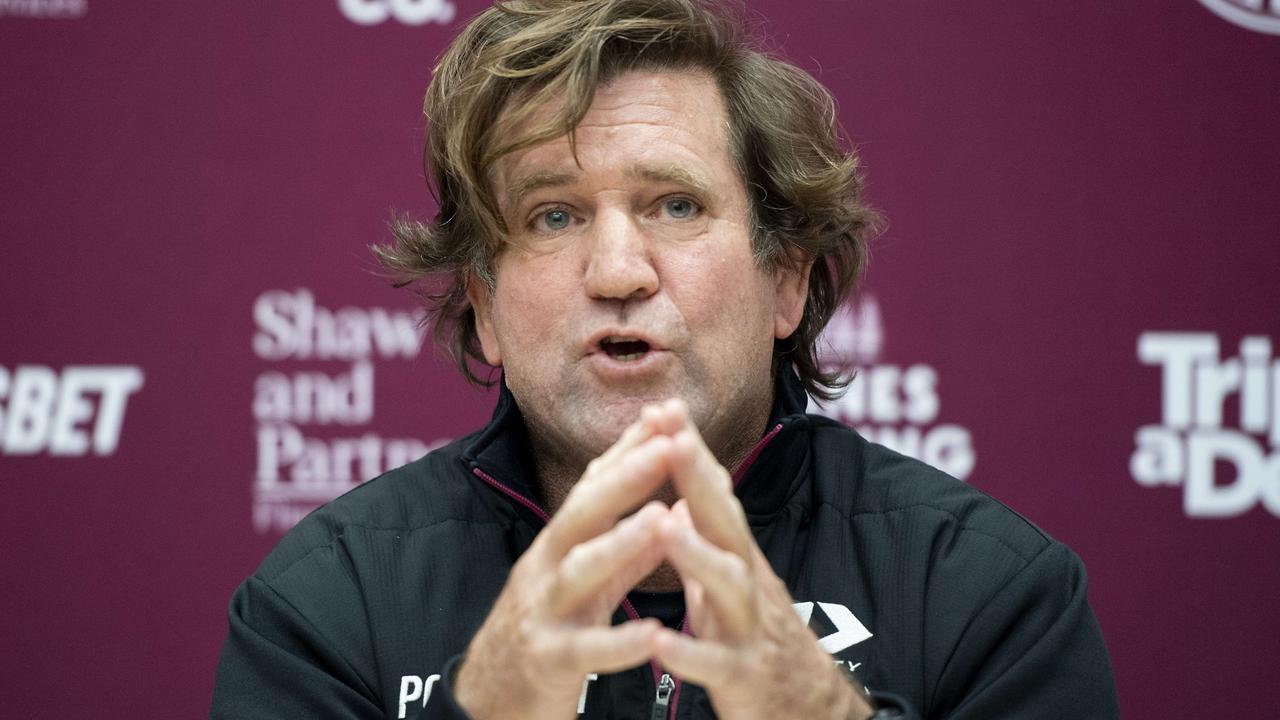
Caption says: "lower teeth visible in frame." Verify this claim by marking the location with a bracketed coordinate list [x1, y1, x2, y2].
[616, 352, 642, 361]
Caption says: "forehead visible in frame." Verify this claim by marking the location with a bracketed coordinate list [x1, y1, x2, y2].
[491, 70, 737, 202]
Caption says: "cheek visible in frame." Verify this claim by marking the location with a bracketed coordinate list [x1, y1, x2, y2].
[673, 252, 777, 339]
[491, 263, 572, 344]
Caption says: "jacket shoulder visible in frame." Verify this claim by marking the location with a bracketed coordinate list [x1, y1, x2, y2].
[806, 416, 1054, 563]
[252, 433, 482, 583]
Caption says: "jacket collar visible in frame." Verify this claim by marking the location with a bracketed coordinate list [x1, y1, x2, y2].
[735, 362, 812, 518]
[463, 361, 813, 519]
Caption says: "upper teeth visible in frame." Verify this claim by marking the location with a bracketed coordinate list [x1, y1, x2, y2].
[604, 336, 639, 344]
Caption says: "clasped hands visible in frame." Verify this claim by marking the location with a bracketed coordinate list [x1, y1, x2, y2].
[455, 400, 873, 720]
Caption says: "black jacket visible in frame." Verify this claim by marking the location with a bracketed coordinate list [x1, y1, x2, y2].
[212, 369, 1119, 719]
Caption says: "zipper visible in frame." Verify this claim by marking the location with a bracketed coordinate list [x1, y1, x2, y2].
[650, 673, 675, 720]
[472, 466, 552, 523]
[731, 422, 783, 488]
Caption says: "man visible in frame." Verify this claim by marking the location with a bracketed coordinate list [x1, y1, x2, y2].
[212, 1, 1119, 718]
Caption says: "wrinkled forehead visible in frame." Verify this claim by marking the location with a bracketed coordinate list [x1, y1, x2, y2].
[486, 69, 735, 199]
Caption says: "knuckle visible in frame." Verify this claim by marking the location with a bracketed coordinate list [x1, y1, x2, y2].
[556, 503, 588, 534]
[711, 652, 740, 687]
[518, 615, 545, 647]
[550, 633, 579, 670]
[562, 482, 588, 509]
[724, 554, 750, 586]
[527, 626, 563, 662]
[560, 543, 592, 578]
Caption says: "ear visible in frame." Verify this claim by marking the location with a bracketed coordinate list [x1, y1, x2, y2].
[773, 255, 813, 340]
[465, 271, 503, 367]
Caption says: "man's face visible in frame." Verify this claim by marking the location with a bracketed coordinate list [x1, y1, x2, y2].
[470, 70, 808, 464]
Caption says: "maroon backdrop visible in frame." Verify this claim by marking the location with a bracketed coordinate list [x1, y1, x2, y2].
[3, 1, 1278, 717]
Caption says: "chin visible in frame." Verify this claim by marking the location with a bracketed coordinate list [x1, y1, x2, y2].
[587, 398, 649, 440]
[566, 394, 665, 457]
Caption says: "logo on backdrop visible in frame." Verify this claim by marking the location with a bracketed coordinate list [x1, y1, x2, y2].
[338, 0, 456, 25]
[1131, 332, 1280, 518]
[251, 289, 447, 533]
[807, 295, 976, 481]
[1197, 0, 1280, 35]
[0, 365, 144, 456]
[0, 0, 86, 18]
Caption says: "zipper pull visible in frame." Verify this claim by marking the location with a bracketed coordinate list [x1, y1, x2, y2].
[650, 673, 675, 720]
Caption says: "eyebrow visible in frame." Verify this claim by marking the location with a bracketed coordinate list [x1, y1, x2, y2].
[505, 171, 578, 213]
[628, 164, 715, 199]
[504, 163, 716, 212]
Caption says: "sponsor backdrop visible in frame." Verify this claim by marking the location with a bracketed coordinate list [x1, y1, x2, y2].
[2, 1, 1277, 717]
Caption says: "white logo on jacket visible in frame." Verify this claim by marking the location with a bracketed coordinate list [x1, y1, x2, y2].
[793, 601, 874, 653]
[397, 673, 439, 718]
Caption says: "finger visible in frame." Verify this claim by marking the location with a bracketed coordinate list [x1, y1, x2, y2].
[650, 629, 739, 689]
[594, 406, 660, 466]
[544, 435, 674, 557]
[684, 578, 717, 638]
[547, 502, 667, 617]
[543, 619, 663, 676]
[747, 540, 794, 607]
[661, 509, 756, 639]
[646, 398, 689, 436]
[669, 426, 754, 560]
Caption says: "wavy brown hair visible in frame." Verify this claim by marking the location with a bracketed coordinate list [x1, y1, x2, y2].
[374, 0, 877, 400]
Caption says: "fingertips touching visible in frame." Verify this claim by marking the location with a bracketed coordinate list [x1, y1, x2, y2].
[640, 403, 663, 431]
[667, 430, 699, 473]
[657, 502, 691, 547]
[648, 398, 688, 435]
[595, 414, 654, 470]
[622, 502, 670, 548]
[626, 434, 674, 482]
[619, 501, 662, 537]
[663, 397, 688, 420]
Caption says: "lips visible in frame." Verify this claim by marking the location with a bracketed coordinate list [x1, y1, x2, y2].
[585, 330, 666, 363]
[599, 335, 651, 361]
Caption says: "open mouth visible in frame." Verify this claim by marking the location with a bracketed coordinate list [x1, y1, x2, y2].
[599, 335, 652, 361]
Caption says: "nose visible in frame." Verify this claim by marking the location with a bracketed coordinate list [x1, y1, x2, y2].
[582, 209, 659, 302]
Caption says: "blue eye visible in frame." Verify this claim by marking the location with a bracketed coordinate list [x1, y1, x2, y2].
[664, 198, 698, 219]
[541, 209, 571, 231]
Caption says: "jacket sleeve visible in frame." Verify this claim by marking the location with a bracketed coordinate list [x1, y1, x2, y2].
[210, 576, 474, 720]
[414, 655, 477, 720]
[930, 542, 1120, 719]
